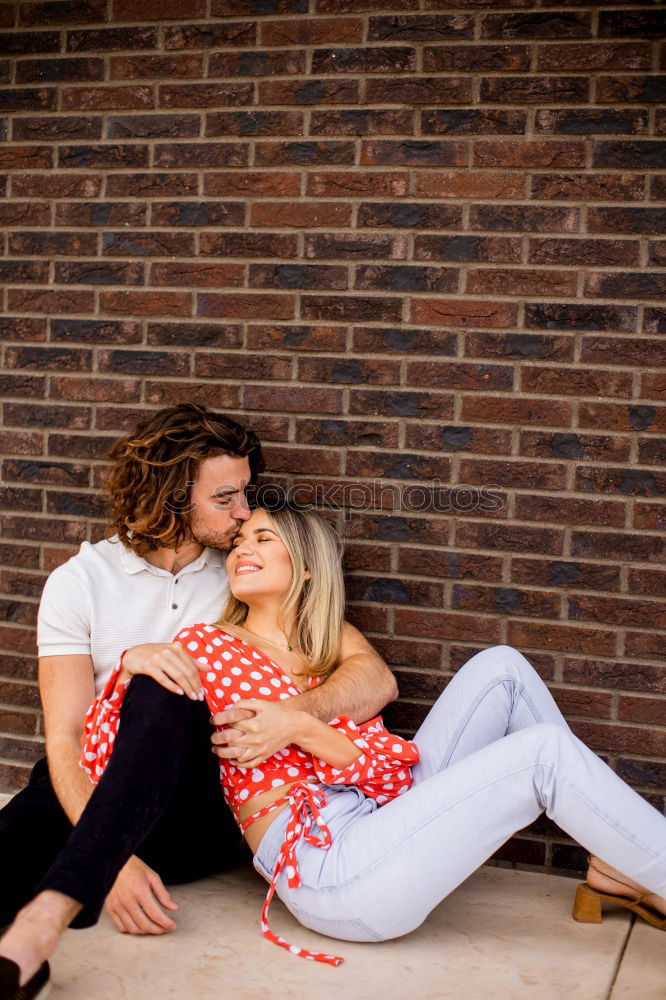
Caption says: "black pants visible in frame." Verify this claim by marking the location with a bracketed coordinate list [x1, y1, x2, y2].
[0, 676, 242, 928]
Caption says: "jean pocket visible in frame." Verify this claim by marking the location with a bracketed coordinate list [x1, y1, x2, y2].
[287, 898, 385, 943]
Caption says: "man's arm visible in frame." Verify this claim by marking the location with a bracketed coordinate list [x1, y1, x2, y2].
[211, 621, 398, 764]
[40, 654, 178, 935]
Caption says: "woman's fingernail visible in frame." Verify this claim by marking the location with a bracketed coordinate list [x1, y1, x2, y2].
[199, 690, 205, 700]
[176, 687, 184, 696]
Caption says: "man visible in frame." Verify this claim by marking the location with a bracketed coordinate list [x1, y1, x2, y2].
[0, 402, 397, 937]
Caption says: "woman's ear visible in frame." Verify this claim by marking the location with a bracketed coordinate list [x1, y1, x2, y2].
[304, 568, 311, 580]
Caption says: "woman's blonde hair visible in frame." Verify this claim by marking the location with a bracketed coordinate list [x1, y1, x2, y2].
[215, 500, 345, 679]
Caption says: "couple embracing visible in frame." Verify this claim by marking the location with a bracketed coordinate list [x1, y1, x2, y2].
[1, 403, 664, 999]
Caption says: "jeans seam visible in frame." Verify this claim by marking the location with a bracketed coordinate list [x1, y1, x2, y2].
[439, 674, 544, 772]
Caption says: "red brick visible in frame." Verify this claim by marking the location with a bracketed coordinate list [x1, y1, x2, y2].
[467, 268, 576, 297]
[537, 41, 650, 71]
[305, 233, 408, 260]
[12, 114, 102, 141]
[481, 11, 591, 40]
[534, 110, 648, 138]
[366, 77, 471, 105]
[628, 568, 666, 599]
[455, 521, 563, 556]
[255, 140, 355, 168]
[597, 75, 666, 104]
[259, 79, 358, 105]
[302, 295, 402, 323]
[260, 17, 362, 45]
[507, 621, 615, 656]
[197, 293, 295, 321]
[208, 49, 305, 78]
[512, 556, 621, 592]
[62, 85, 154, 110]
[361, 139, 467, 167]
[312, 45, 415, 74]
[415, 234, 521, 264]
[571, 530, 663, 564]
[144, 381, 240, 408]
[106, 172, 197, 197]
[529, 238, 639, 267]
[395, 609, 500, 645]
[452, 583, 560, 620]
[298, 356, 400, 386]
[625, 632, 665, 660]
[580, 336, 666, 368]
[520, 366, 632, 398]
[470, 205, 579, 233]
[150, 262, 244, 288]
[153, 142, 248, 168]
[481, 76, 589, 103]
[0, 145, 52, 169]
[251, 202, 351, 228]
[195, 353, 291, 381]
[474, 140, 585, 169]
[540, 423, 632, 460]
[563, 657, 665, 696]
[297, 418, 399, 449]
[585, 273, 666, 302]
[423, 43, 529, 72]
[617, 695, 666, 726]
[247, 326, 346, 353]
[7, 289, 94, 315]
[110, 54, 204, 79]
[0, 203, 51, 227]
[0, 431, 43, 456]
[579, 402, 666, 435]
[634, 503, 666, 531]
[113, 0, 206, 19]
[306, 172, 408, 198]
[310, 108, 414, 136]
[398, 548, 502, 583]
[100, 290, 192, 317]
[368, 14, 473, 41]
[10, 173, 102, 198]
[407, 361, 512, 392]
[411, 298, 517, 329]
[203, 172, 300, 197]
[244, 385, 343, 415]
[0, 318, 46, 342]
[250, 263, 347, 291]
[159, 83, 254, 109]
[465, 331, 573, 363]
[205, 111, 303, 138]
[415, 170, 525, 199]
[162, 22, 256, 50]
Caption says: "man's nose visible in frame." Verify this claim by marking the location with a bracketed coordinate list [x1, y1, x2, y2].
[231, 496, 252, 521]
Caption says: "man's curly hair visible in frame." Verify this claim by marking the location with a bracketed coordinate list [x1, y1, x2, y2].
[106, 402, 265, 556]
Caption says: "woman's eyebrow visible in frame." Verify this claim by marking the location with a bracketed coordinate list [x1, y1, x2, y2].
[232, 526, 278, 540]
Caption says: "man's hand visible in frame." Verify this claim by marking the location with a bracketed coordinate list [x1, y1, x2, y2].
[121, 642, 204, 701]
[210, 700, 300, 769]
[104, 855, 179, 935]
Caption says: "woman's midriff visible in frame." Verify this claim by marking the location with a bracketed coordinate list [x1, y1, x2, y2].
[238, 777, 320, 854]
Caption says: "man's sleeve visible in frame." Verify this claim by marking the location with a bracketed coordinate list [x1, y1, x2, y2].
[37, 561, 91, 658]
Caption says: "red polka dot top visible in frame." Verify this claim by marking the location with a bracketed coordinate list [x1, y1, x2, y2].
[80, 623, 420, 966]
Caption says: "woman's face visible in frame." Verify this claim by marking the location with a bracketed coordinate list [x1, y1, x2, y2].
[226, 508, 294, 604]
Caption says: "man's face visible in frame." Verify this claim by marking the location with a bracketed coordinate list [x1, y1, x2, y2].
[188, 454, 252, 551]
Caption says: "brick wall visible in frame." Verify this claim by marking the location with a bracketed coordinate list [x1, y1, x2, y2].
[0, 1, 664, 876]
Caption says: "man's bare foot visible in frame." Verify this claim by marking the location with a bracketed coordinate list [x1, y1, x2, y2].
[586, 856, 666, 917]
[0, 891, 79, 986]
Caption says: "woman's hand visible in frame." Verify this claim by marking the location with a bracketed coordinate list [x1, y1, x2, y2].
[120, 642, 204, 701]
[213, 699, 304, 769]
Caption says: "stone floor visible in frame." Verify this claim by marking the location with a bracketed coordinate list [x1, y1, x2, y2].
[1, 795, 664, 999]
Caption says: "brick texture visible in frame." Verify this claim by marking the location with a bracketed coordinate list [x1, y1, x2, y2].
[0, 1, 664, 877]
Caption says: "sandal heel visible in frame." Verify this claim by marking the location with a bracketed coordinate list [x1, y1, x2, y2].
[572, 883, 603, 924]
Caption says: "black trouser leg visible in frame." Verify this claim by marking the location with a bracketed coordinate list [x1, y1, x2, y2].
[0, 757, 73, 927]
[33, 676, 240, 928]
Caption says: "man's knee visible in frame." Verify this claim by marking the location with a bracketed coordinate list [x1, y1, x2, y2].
[122, 675, 202, 725]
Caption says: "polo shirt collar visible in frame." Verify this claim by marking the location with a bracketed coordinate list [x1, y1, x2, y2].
[117, 540, 227, 576]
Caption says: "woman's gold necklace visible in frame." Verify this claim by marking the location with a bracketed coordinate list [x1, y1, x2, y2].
[240, 624, 293, 653]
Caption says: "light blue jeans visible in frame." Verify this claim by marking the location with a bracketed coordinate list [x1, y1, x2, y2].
[254, 644, 666, 942]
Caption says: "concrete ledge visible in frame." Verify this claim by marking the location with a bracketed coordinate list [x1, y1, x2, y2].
[1, 794, 664, 998]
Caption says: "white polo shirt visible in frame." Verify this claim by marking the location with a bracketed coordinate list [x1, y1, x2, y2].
[37, 536, 230, 694]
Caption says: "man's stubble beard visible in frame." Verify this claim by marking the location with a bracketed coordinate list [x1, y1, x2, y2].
[188, 513, 241, 553]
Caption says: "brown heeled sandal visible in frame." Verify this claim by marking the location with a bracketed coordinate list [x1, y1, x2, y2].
[572, 856, 666, 931]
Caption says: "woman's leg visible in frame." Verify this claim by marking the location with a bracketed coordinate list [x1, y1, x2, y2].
[280, 723, 666, 942]
[412, 644, 570, 783]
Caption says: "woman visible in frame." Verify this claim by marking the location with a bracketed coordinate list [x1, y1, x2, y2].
[1, 503, 665, 991]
